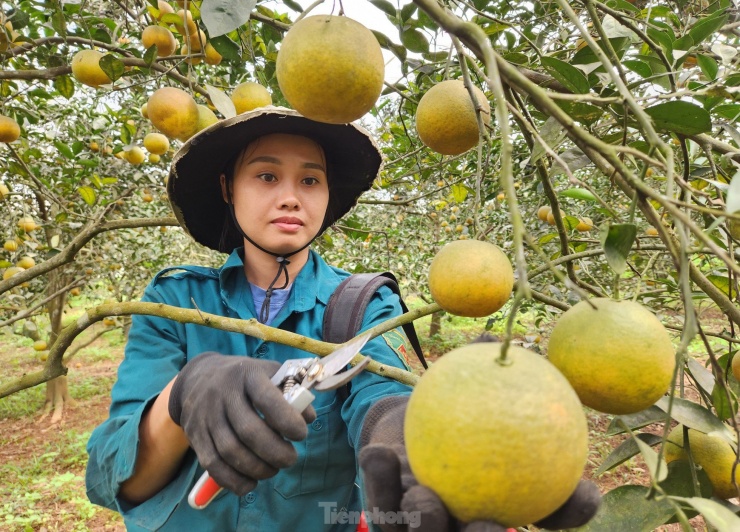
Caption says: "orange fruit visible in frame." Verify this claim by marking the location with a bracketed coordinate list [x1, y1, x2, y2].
[405, 342, 588, 526]
[71, 49, 112, 87]
[141, 25, 177, 57]
[230, 82, 272, 115]
[428, 239, 514, 317]
[204, 42, 222, 65]
[17, 217, 37, 232]
[665, 425, 739, 499]
[276, 15, 384, 124]
[0, 182, 9, 200]
[3, 240, 18, 252]
[0, 114, 21, 142]
[575, 217, 593, 232]
[147, 87, 200, 140]
[548, 298, 675, 415]
[143, 132, 170, 155]
[537, 205, 551, 222]
[16, 256, 35, 269]
[415, 79, 491, 156]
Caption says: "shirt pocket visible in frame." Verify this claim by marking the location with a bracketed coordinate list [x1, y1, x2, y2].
[273, 394, 356, 499]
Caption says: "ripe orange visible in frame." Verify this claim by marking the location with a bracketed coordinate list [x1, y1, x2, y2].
[17, 217, 37, 232]
[195, 104, 218, 131]
[0, 182, 10, 200]
[415, 79, 491, 156]
[645, 226, 659, 236]
[276, 15, 384, 124]
[16, 256, 35, 269]
[71, 49, 112, 88]
[548, 298, 675, 415]
[428, 239, 514, 317]
[174, 9, 198, 36]
[230, 82, 272, 115]
[123, 146, 146, 165]
[0, 114, 21, 142]
[3, 240, 18, 252]
[537, 205, 551, 222]
[665, 425, 739, 499]
[143, 132, 170, 155]
[2, 266, 24, 280]
[204, 42, 222, 65]
[575, 217, 594, 232]
[33, 340, 47, 351]
[405, 342, 588, 527]
[147, 87, 200, 140]
[141, 25, 178, 57]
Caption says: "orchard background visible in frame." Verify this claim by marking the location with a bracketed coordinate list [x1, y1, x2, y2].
[0, 0, 739, 530]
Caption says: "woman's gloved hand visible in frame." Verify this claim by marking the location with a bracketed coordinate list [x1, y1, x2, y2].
[359, 396, 601, 532]
[168, 352, 316, 496]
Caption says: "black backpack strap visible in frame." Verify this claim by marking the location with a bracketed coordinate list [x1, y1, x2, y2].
[323, 272, 427, 369]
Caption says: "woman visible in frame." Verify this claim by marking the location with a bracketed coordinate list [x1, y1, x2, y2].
[86, 106, 599, 531]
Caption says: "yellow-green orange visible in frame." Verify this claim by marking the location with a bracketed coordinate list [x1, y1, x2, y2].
[405, 342, 588, 527]
[548, 298, 675, 415]
[195, 104, 218, 132]
[415, 80, 491, 155]
[143, 132, 170, 155]
[665, 425, 739, 499]
[33, 340, 47, 351]
[147, 87, 199, 140]
[17, 217, 37, 232]
[230, 82, 272, 115]
[0, 182, 9, 200]
[71, 49, 112, 88]
[0, 114, 20, 142]
[728, 218, 740, 240]
[123, 146, 146, 165]
[428, 239, 514, 317]
[16, 256, 35, 269]
[204, 42, 222, 65]
[141, 25, 177, 57]
[3, 240, 17, 252]
[3, 266, 23, 280]
[276, 15, 384, 124]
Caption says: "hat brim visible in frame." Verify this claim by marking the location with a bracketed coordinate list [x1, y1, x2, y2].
[168, 106, 382, 253]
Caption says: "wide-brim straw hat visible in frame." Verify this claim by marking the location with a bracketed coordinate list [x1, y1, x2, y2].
[168, 106, 382, 253]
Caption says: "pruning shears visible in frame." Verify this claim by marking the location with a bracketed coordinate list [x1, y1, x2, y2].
[188, 334, 372, 510]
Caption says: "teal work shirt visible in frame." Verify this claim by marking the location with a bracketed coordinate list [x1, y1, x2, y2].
[85, 249, 413, 531]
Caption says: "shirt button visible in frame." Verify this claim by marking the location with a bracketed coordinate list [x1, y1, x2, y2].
[255, 345, 268, 357]
[245, 492, 256, 504]
[311, 419, 323, 431]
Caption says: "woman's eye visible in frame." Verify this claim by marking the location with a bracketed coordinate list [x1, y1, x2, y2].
[258, 173, 277, 182]
[303, 177, 319, 185]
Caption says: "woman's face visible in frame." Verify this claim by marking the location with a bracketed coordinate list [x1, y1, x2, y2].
[224, 133, 330, 256]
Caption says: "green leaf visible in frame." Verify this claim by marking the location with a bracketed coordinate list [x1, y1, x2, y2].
[687, 357, 715, 396]
[655, 397, 735, 445]
[120, 124, 131, 145]
[559, 188, 598, 202]
[77, 186, 96, 206]
[205, 84, 236, 119]
[572, 37, 630, 65]
[689, 14, 728, 46]
[451, 184, 469, 203]
[578, 485, 675, 531]
[707, 274, 737, 298]
[635, 434, 668, 482]
[606, 405, 666, 436]
[400, 28, 428, 54]
[54, 140, 74, 159]
[77, 159, 98, 168]
[712, 379, 738, 420]
[51, 10, 66, 36]
[369, 0, 397, 17]
[282, 0, 303, 12]
[595, 433, 663, 475]
[200, 0, 257, 38]
[645, 101, 711, 135]
[541, 56, 590, 94]
[555, 101, 603, 126]
[210, 35, 241, 62]
[143, 44, 157, 66]
[697, 53, 718, 81]
[99, 54, 125, 83]
[671, 496, 740, 530]
[599, 222, 637, 275]
[623, 60, 652, 79]
[712, 104, 740, 121]
[604, 0, 641, 11]
[53, 75, 75, 99]
[660, 460, 712, 499]
[400, 3, 417, 21]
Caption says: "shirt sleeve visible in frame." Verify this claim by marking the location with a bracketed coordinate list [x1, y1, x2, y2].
[85, 280, 199, 529]
[339, 284, 414, 451]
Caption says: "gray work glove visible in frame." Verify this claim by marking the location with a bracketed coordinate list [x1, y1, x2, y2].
[168, 352, 316, 496]
[359, 395, 601, 532]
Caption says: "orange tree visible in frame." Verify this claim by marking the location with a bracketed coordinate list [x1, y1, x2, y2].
[0, 0, 739, 527]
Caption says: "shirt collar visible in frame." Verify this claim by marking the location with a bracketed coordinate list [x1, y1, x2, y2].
[218, 248, 337, 313]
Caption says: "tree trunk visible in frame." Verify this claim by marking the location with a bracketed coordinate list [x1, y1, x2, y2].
[429, 311, 442, 337]
[39, 267, 73, 424]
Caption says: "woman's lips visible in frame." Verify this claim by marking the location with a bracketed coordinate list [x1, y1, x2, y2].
[272, 217, 303, 232]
